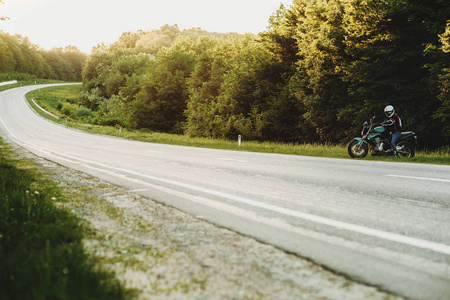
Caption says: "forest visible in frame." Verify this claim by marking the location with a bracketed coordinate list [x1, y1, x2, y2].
[0, 31, 86, 81]
[2, 0, 450, 149]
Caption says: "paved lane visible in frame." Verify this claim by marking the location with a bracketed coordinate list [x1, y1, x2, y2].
[1, 85, 449, 299]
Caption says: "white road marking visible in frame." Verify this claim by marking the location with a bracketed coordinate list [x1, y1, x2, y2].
[129, 189, 149, 192]
[218, 158, 248, 163]
[2, 114, 450, 256]
[37, 149, 450, 256]
[395, 198, 442, 209]
[386, 174, 450, 183]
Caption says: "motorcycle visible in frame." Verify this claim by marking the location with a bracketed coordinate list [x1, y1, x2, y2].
[348, 116, 417, 158]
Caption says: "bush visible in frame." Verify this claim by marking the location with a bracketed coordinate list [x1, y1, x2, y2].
[97, 116, 125, 127]
[75, 106, 95, 119]
[0, 72, 38, 81]
[61, 102, 79, 117]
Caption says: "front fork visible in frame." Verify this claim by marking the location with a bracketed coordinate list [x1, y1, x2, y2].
[354, 138, 367, 151]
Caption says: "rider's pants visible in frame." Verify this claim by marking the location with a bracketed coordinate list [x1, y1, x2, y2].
[391, 132, 401, 153]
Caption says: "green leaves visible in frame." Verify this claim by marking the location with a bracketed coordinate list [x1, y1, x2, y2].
[0, 32, 86, 80]
[80, 3, 450, 148]
[290, 0, 450, 146]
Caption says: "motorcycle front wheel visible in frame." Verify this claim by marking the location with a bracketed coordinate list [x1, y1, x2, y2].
[398, 142, 415, 158]
[348, 140, 368, 158]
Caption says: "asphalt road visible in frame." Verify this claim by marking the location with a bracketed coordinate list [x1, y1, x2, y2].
[1, 84, 449, 299]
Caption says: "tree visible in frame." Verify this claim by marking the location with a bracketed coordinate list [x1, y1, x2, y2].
[433, 21, 450, 142]
[126, 42, 196, 132]
[79, 8, 450, 148]
[284, 0, 450, 146]
[81, 50, 114, 108]
[61, 46, 87, 80]
[117, 31, 144, 49]
[0, 38, 14, 71]
[134, 25, 181, 54]
[441, 22, 450, 52]
[292, 0, 350, 143]
[41, 48, 76, 81]
[184, 37, 231, 137]
[0, 31, 84, 81]
[339, 0, 450, 147]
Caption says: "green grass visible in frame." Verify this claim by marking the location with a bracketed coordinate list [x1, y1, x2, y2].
[0, 139, 135, 299]
[26, 85, 450, 165]
[28, 84, 83, 117]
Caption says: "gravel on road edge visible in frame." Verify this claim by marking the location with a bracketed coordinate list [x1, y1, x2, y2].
[7, 141, 402, 300]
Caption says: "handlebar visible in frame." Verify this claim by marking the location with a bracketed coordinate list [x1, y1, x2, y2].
[361, 116, 376, 136]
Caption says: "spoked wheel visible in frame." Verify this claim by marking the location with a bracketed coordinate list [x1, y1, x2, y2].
[397, 142, 415, 158]
[348, 140, 368, 158]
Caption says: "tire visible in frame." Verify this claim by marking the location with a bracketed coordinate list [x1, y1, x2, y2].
[348, 140, 368, 158]
[398, 142, 415, 158]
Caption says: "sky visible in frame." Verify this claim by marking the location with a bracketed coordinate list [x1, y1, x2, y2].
[0, 0, 293, 53]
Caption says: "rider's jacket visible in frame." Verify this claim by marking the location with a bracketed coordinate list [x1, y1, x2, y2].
[381, 113, 402, 133]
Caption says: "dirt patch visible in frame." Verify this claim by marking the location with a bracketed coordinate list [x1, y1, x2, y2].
[9, 141, 402, 300]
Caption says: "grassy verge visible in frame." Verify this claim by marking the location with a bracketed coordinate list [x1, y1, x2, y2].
[0, 138, 135, 299]
[26, 84, 450, 165]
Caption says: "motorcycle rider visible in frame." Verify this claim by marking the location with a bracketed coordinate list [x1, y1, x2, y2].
[380, 105, 402, 157]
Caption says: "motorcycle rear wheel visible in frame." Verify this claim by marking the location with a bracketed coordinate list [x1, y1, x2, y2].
[348, 140, 368, 158]
[398, 142, 415, 158]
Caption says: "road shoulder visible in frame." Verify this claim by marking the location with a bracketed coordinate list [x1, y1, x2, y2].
[7, 140, 403, 299]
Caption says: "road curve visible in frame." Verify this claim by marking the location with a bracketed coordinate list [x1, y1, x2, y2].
[1, 85, 449, 299]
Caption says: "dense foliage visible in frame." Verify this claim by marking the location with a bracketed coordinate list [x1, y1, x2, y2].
[0, 31, 86, 81]
[14, 0, 450, 148]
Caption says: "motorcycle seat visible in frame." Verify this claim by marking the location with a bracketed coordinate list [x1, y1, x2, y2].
[400, 131, 415, 138]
